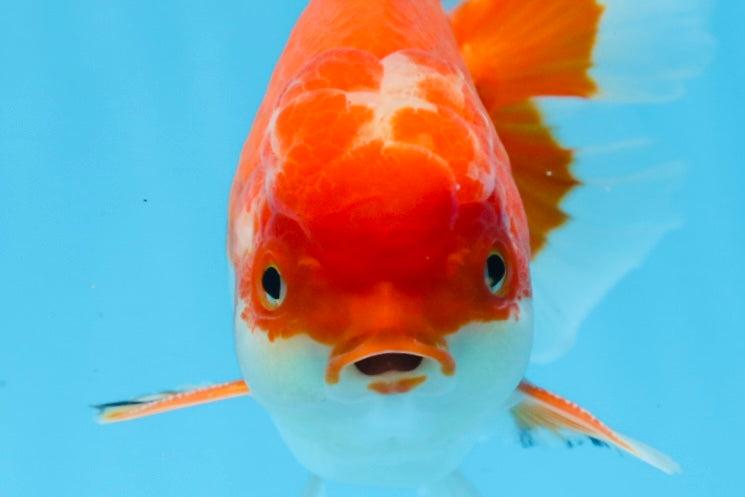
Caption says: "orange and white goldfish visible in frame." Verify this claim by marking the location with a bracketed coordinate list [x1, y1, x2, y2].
[97, 0, 710, 494]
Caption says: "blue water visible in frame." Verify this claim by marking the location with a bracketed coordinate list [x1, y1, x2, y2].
[1, 1, 742, 496]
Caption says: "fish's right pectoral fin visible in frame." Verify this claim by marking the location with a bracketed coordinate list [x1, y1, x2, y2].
[94, 379, 250, 423]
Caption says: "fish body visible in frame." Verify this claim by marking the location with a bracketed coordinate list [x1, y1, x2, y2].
[229, 0, 532, 484]
[97, 0, 710, 493]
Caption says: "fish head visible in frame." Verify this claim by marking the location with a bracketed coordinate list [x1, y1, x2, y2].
[229, 49, 532, 482]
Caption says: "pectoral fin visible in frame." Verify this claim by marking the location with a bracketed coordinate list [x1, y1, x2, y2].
[95, 379, 250, 423]
[512, 380, 680, 474]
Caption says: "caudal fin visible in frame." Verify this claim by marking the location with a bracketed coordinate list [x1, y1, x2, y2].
[450, 0, 712, 361]
[94, 379, 250, 423]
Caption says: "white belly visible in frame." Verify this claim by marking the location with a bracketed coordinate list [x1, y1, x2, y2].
[234, 300, 533, 486]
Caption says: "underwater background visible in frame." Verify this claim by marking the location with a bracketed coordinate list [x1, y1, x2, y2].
[0, 1, 743, 496]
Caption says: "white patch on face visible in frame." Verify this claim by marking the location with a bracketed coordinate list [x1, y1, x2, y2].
[345, 91, 436, 148]
[380, 52, 466, 110]
[234, 298, 533, 487]
[234, 300, 330, 409]
[266, 109, 283, 162]
[232, 204, 258, 256]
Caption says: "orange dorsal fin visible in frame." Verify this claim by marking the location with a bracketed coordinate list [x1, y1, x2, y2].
[513, 381, 680, 474]
[451, 0, 602, 255]
[95, 380, 250, 423]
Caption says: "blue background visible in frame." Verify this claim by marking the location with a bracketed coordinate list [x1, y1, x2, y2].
[1, 1, 742, 496]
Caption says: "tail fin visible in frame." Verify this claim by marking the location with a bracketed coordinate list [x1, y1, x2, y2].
[450, 0, 712, 104]
[451, 0, 603, 108]
[591, 0, 714, 102]
[513, 381, 680, 474]
[94, 380, 250, 423]
[450, 0, 712, 361]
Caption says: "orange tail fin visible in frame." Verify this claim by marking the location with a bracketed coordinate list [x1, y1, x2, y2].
[513, 381, 680, 474]
[451, 0, 711, 362]
[451, 0, 602, 107]
[451, 0, 602, 254]
[95, 380, 250, 424]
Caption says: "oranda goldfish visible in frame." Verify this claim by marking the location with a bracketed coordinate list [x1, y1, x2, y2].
[97, 0, 710, 495]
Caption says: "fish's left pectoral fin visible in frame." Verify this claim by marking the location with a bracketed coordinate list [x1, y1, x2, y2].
[511, 381, 680, 474]
[94, 379, 250, 423]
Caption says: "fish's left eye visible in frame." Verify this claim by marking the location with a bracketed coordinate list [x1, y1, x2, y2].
[261, 265, 285, 309]
[485, 251, 506, 293]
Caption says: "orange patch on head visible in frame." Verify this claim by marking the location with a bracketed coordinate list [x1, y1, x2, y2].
[390, 105, 488, 201]
[273, 90, 374, 169]
[368, 376, 427, 395]
[280, 48, 384, 104]
[238, 196, 528, 367]
[298, 141, 459, 283]
[234, 48, 531, 371]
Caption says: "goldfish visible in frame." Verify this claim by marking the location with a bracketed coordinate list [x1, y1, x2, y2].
[96, 0, 710, 495]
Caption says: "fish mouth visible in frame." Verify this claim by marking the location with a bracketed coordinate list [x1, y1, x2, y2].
[354, 353, 424, 376]
[325, 336, 455, 384]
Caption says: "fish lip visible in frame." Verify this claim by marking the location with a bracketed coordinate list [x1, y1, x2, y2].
[368, 375, 428, 395]
[325, 336, 455, 384]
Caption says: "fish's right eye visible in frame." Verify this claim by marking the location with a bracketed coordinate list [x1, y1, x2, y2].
[485, 251, 507, 294]
[261, 265, 285, 309]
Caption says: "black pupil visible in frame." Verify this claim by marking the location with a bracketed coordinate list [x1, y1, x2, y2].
[486, 253, 506, 289]
[262, 267, 282, 301]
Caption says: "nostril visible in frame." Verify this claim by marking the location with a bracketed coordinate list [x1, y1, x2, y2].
[354, 353, 424, 376]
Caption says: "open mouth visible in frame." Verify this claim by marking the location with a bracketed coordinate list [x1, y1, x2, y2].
[325, 337, 455, 384]
[354, 353, 424, 376]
